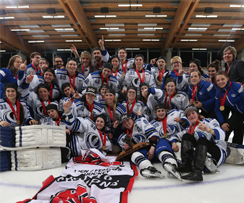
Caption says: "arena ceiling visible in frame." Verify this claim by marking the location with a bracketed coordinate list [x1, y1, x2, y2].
[0, 0, 244, 55]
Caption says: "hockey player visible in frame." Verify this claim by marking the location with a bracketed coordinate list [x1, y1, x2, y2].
[188, 70, 216, 118]
[215, 71, 244, 145]
[73, 86, 105, 119]
[0, 83, 38, 127]
[188, 59, 209, 82]
[206, 60, 220, 87]
[121, 86, 148, 120]
[163, 56, 188, 91]
[162, 78, 189, 111]
[62, 100, 112, 156]
[110, 55, 125, 90]
[0, 55, 27, 99]
[151, 56, 168, 87]
[26, 52, 41, 75]
[118, 113, 181, 179]
[36, 58, 49, 77]
[78, 51, 97, 77]
[122, 54, 156, 96]
[55, 59, 85, 93]
[83, 63, 120, 94]
[24, 83, 59, 122]
[175, 105, 227, 181]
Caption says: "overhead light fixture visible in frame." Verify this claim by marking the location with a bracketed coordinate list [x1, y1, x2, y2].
[143, 39, 159, 41]
[145, 15, 167, 17]
[5, 5, 29, 8]
[61, 34, 78, 37]
[27, 30, 45, 33]
[181, 39, 198, 41]
[191, 23, 210, 27]
[118, 4, 143, 7]
[0, 16, 15, 19]
[188, 27, 207, 31]
[126, 48, 140, 50]
[28, 41, 44, 43]
[213, 34, 231, 36]
[47, 8, 56, 14]
[229, 5, 244, 7]
[232, 28, 244, 30]
[95, 15, 116, 18]
[20, 25, 40, 28]
[105, 23, 124, 26]
[57, 49, 71, 51]
[196, 15, 218, 18]
[185, 34, 202, 36]
[104, 39, 121, 42]
[138, 23, 157, 26]
[0, 50, 6, 52]
[108, 34, 126, 36]
[32, 35, 50, 37]
[55, 28, 75, 32]
[218, 40, 235, 42]
[137, 34, 155, 36]
[52, 24, 71, 27]
[192, 48, 207, 50]
[100, 27, 119, 30]
[217, 29, 234, 32]
[11, 29, 30, 31]
[223, 24, 242, 27]
[42, 15, 65, 18]
[65, 40, 82, 42]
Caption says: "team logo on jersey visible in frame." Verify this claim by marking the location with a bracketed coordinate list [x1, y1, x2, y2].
[36, 104, 45, 117]
[3, 111, 17, 125]
[132, 133, 146, 144]
[86, 132, 101, 149]
[95, 79, 99, 84]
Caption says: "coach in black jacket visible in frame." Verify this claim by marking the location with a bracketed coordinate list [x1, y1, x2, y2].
[223, 46, 244, 84]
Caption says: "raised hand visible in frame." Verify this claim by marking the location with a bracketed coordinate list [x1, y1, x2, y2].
[70, 44, 79, 58]
[20, 60, 27, 71]
[150, 58, 157, 65]
[63, 99, 72, 114]
[98, 35, 105, 51]
[26, 72, 34, 84]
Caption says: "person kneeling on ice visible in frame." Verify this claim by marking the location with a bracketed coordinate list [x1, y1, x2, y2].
[174, 105, 227, 181]
[118, 113, 180, 179]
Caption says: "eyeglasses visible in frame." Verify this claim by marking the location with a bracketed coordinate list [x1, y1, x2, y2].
[55, 60, 63, 63]
[172, 61, 181, 65]
[128, 91, 136, 94]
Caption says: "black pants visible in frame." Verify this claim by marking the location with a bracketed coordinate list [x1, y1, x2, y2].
[221, 106, 244, 144]
[182, 133, 221, 164]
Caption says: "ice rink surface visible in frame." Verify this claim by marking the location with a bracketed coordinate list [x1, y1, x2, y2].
[1, 161, 244, 203]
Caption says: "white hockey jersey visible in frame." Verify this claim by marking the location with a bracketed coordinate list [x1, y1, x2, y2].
[118, 117, 159, 150]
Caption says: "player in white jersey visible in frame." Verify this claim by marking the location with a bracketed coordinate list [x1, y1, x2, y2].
[23, 83, 59, 122]
[174, 105, 227, 181]
[0, 83, 37, 127]
[139, 83, 164, 120]
[162, 56, 189, 91]
[162, 78, 190, 111]
[151, 56, 169, 88]
[110, 55, 125, 89]
[83, 63, 120, 94]
[62, 101, 112, 156]
[121, 86, 148, 120]
[122, 55, 156, 96]
[29, 68, 61, 100]
[55, 59, 85, 93]
[118, 113, 180, 179]
[73, 86, 105, 119]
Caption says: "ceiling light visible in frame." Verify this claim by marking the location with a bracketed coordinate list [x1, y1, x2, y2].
[65, 40, 82, 42]
[61, 34, 78, 37]
[11, 29, 30, 31]
[137, 34, 155, 36]
[126, 48, 140, 50]
[218, 40, 235, 42]
[57, 49, 71, 51]
[0, 16, 15, 19]
[0, 50, 6, 52]
[191, 24, 210, 27]
[108, 34, 126, 36]
[54, 15, 65, 18]
[52, 24, 71, 27]
[223, 24, 242, 27]
[181, 39, 198, 41]
[95, 15, 117, 18]
[192, 48, 207, 50]
[207, 15, 218, 18]
[5, 5, 29, 8]
[28, 41, 44, 43]
[32, 35, 50, 37]
[213, 34, 231, 36]
[105, 23, 124, 26]
[100, 27, 119, 30]
[20, 25, 40, 28]
[145, 15, 167, 17]
[104, 39, 121, 41]
[217, 29, 234, 32]
[229, 5, 242, 7]
[143, 39, 159, 41]
[232, 28, 244, 30]
[42, 15, 65, 18]
[27, 30, 45, 33]
[0, 41, 1, 43]
[118, 4, 143, 7]
[185, 34, 202, 36]
[138, 23, 157, 26]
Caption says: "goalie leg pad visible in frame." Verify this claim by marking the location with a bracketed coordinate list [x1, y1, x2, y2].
[11, 148, 62, 171]
[226, 144, 244, 164]
[0, 151, 11, 171]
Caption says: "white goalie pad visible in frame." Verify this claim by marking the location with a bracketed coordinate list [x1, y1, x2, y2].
[225, 143, 244, 165]
[13, 125, 66, 148]
[11, 148, 62, 171]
